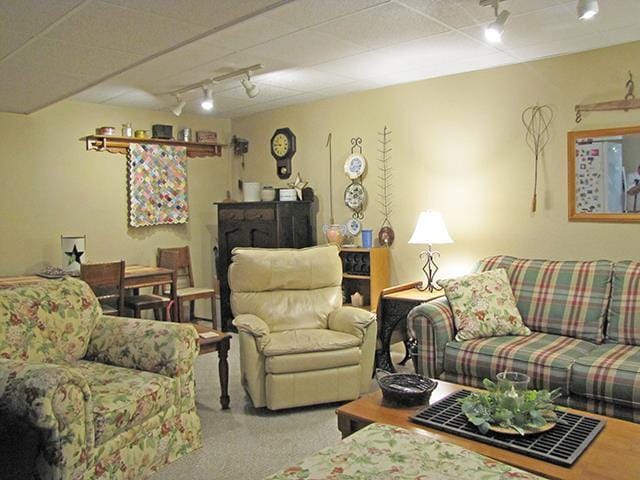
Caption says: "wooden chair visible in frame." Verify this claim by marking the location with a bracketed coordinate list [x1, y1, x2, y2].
[158, 246, 217, 328]
[80, 260, 125, 316]
[123, 292, 172, 321]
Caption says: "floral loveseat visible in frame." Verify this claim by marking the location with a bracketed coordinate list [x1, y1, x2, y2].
[408, 256, 640, 423]
[0, 277, 201, 479]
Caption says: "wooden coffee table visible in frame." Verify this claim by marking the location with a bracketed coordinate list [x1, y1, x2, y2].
[193, 324, 231, 409]
[336, 380, 640, 480]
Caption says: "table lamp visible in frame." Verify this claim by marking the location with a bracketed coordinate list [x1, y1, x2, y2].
[408, 211, 453, 292]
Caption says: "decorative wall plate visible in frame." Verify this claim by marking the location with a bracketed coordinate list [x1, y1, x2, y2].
[344, 183, 367, 212]
[346, 218, 362, 235]
[344, 153, 367, 179]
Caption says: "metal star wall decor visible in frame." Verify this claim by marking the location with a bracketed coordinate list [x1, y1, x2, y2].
[288, 172, 308, 200]
[65, 244, 84, 265]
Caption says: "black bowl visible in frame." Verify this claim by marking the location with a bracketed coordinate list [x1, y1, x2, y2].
[377, 370, 437, 407]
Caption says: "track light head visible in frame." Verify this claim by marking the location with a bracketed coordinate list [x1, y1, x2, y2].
[484, 9, 510, 43]
[577, 0, 599, 19]
[171, 95, 186, 116]
[241, 74, 259, 98]
[201, 86, 214, 111]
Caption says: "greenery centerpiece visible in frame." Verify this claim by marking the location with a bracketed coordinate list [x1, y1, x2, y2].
[459, 378, 564, 436]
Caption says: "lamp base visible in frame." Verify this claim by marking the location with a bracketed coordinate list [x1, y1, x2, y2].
[417, 245, 443, 293]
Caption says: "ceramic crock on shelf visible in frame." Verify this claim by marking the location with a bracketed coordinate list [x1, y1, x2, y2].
[323, 224, 346, 245]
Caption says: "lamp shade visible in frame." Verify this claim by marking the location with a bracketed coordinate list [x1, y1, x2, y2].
[408, 211, 453, 245]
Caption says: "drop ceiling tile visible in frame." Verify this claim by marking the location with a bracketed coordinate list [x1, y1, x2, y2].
[245, 29, 365, 66]
[461, 5, 593, 50]
[375, 50, 517, 85]
[398, 0, 478, 28]
[154, 51, 293, 94]
[0, 0, 86, 59]
[45, 1, 208, 56]
[2, 38, 142, 79]
[71, 82, 133, 103]
[375, 31, 498, 71]
[109, 39, 234, 89]
[206, 15, 299, 50]
[0, 62, 89, 113]
[265, 0, 389, 29]
[101, 0, 284, 28]
[509, 32, 610, 61]
[313, 51, 410, 81]
[603, 24, 640, 47]
[102, 89, 167, 109]
[313, 80, 382, 97]
[255, 68, 353, 91]
[315, 2, 449, 50]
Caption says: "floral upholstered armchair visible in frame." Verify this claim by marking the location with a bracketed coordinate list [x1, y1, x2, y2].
[0, 277, 201, 480]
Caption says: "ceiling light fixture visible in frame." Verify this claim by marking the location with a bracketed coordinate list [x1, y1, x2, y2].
[577, 0, 599, 19]
[171, 94, 186, 116]
[168, 64, 264, 114]
[241, 73, 259, 98]
[481, 0, 510, 43]
[200, 86, 214, 111]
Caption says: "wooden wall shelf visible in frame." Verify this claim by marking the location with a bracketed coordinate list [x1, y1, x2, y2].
[84, 135, 226, 158]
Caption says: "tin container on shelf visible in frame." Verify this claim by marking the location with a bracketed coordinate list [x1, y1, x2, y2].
[196, 131, 217, 143]
[178, 128, 191, 142]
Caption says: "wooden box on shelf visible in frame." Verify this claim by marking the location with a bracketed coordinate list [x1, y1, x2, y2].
[340, 247, 390, 312]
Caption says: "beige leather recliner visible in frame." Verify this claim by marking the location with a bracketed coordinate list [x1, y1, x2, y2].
[230, 244, 377, 410]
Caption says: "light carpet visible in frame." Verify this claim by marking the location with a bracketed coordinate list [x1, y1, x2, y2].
[152, 333, 348, 480]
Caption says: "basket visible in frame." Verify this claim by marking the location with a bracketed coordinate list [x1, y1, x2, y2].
[376, 369, 437, 407]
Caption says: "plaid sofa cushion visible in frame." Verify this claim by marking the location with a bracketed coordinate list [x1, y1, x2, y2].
[607, 261, 640, 345]
[570, 344, 640, 409]
[443, 332, 597, 395]
[476, 256, 612, 343]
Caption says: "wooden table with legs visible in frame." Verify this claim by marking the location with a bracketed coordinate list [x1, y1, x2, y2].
[336, 381, 640, 480]
[193, 324, 231, 410]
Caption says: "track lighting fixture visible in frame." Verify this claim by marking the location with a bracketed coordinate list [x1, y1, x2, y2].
[171, 94, 186, 116]
[168, 63, 263, 115]
[577, 0, 599, 19]
[482, 0, 510, 43]
[241, 73, 259, 98]
[200, 86, 214, 111]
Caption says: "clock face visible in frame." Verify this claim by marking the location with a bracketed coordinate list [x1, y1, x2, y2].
[344, 183, 366, 211]
[272, 133, 289, 157]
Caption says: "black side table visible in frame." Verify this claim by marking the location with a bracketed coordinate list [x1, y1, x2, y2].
[375, 282, 443, 372]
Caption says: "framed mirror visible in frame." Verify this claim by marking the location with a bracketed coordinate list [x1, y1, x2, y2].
[568, 125, 640, 223]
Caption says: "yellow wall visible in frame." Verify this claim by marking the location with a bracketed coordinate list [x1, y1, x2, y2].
[232, 41, 640, 284]
[0, 101, 231, 317]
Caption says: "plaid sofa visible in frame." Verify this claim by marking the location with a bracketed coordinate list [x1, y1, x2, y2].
[408, 256, 640, 423]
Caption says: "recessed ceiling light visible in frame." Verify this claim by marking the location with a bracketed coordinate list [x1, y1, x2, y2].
[577, 0, 599, 20]
[201, 86, 214, 111]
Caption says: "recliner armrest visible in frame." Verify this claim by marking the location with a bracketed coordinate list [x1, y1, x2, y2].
[233, 314, 271, 337]
[328, 306, 376, 342]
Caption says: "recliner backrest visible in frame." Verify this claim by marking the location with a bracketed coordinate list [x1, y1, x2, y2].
[229, 245, 343, 332]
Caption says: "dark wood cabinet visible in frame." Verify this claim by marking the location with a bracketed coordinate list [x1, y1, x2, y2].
[215, 201, 316, 330]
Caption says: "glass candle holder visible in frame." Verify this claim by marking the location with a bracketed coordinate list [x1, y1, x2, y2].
[496, 371, 530, 393]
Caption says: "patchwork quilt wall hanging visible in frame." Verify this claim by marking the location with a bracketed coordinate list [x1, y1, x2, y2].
[128, 143, 189, 227]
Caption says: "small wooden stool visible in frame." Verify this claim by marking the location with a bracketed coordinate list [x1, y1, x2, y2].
[192, 324, 231, 410]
